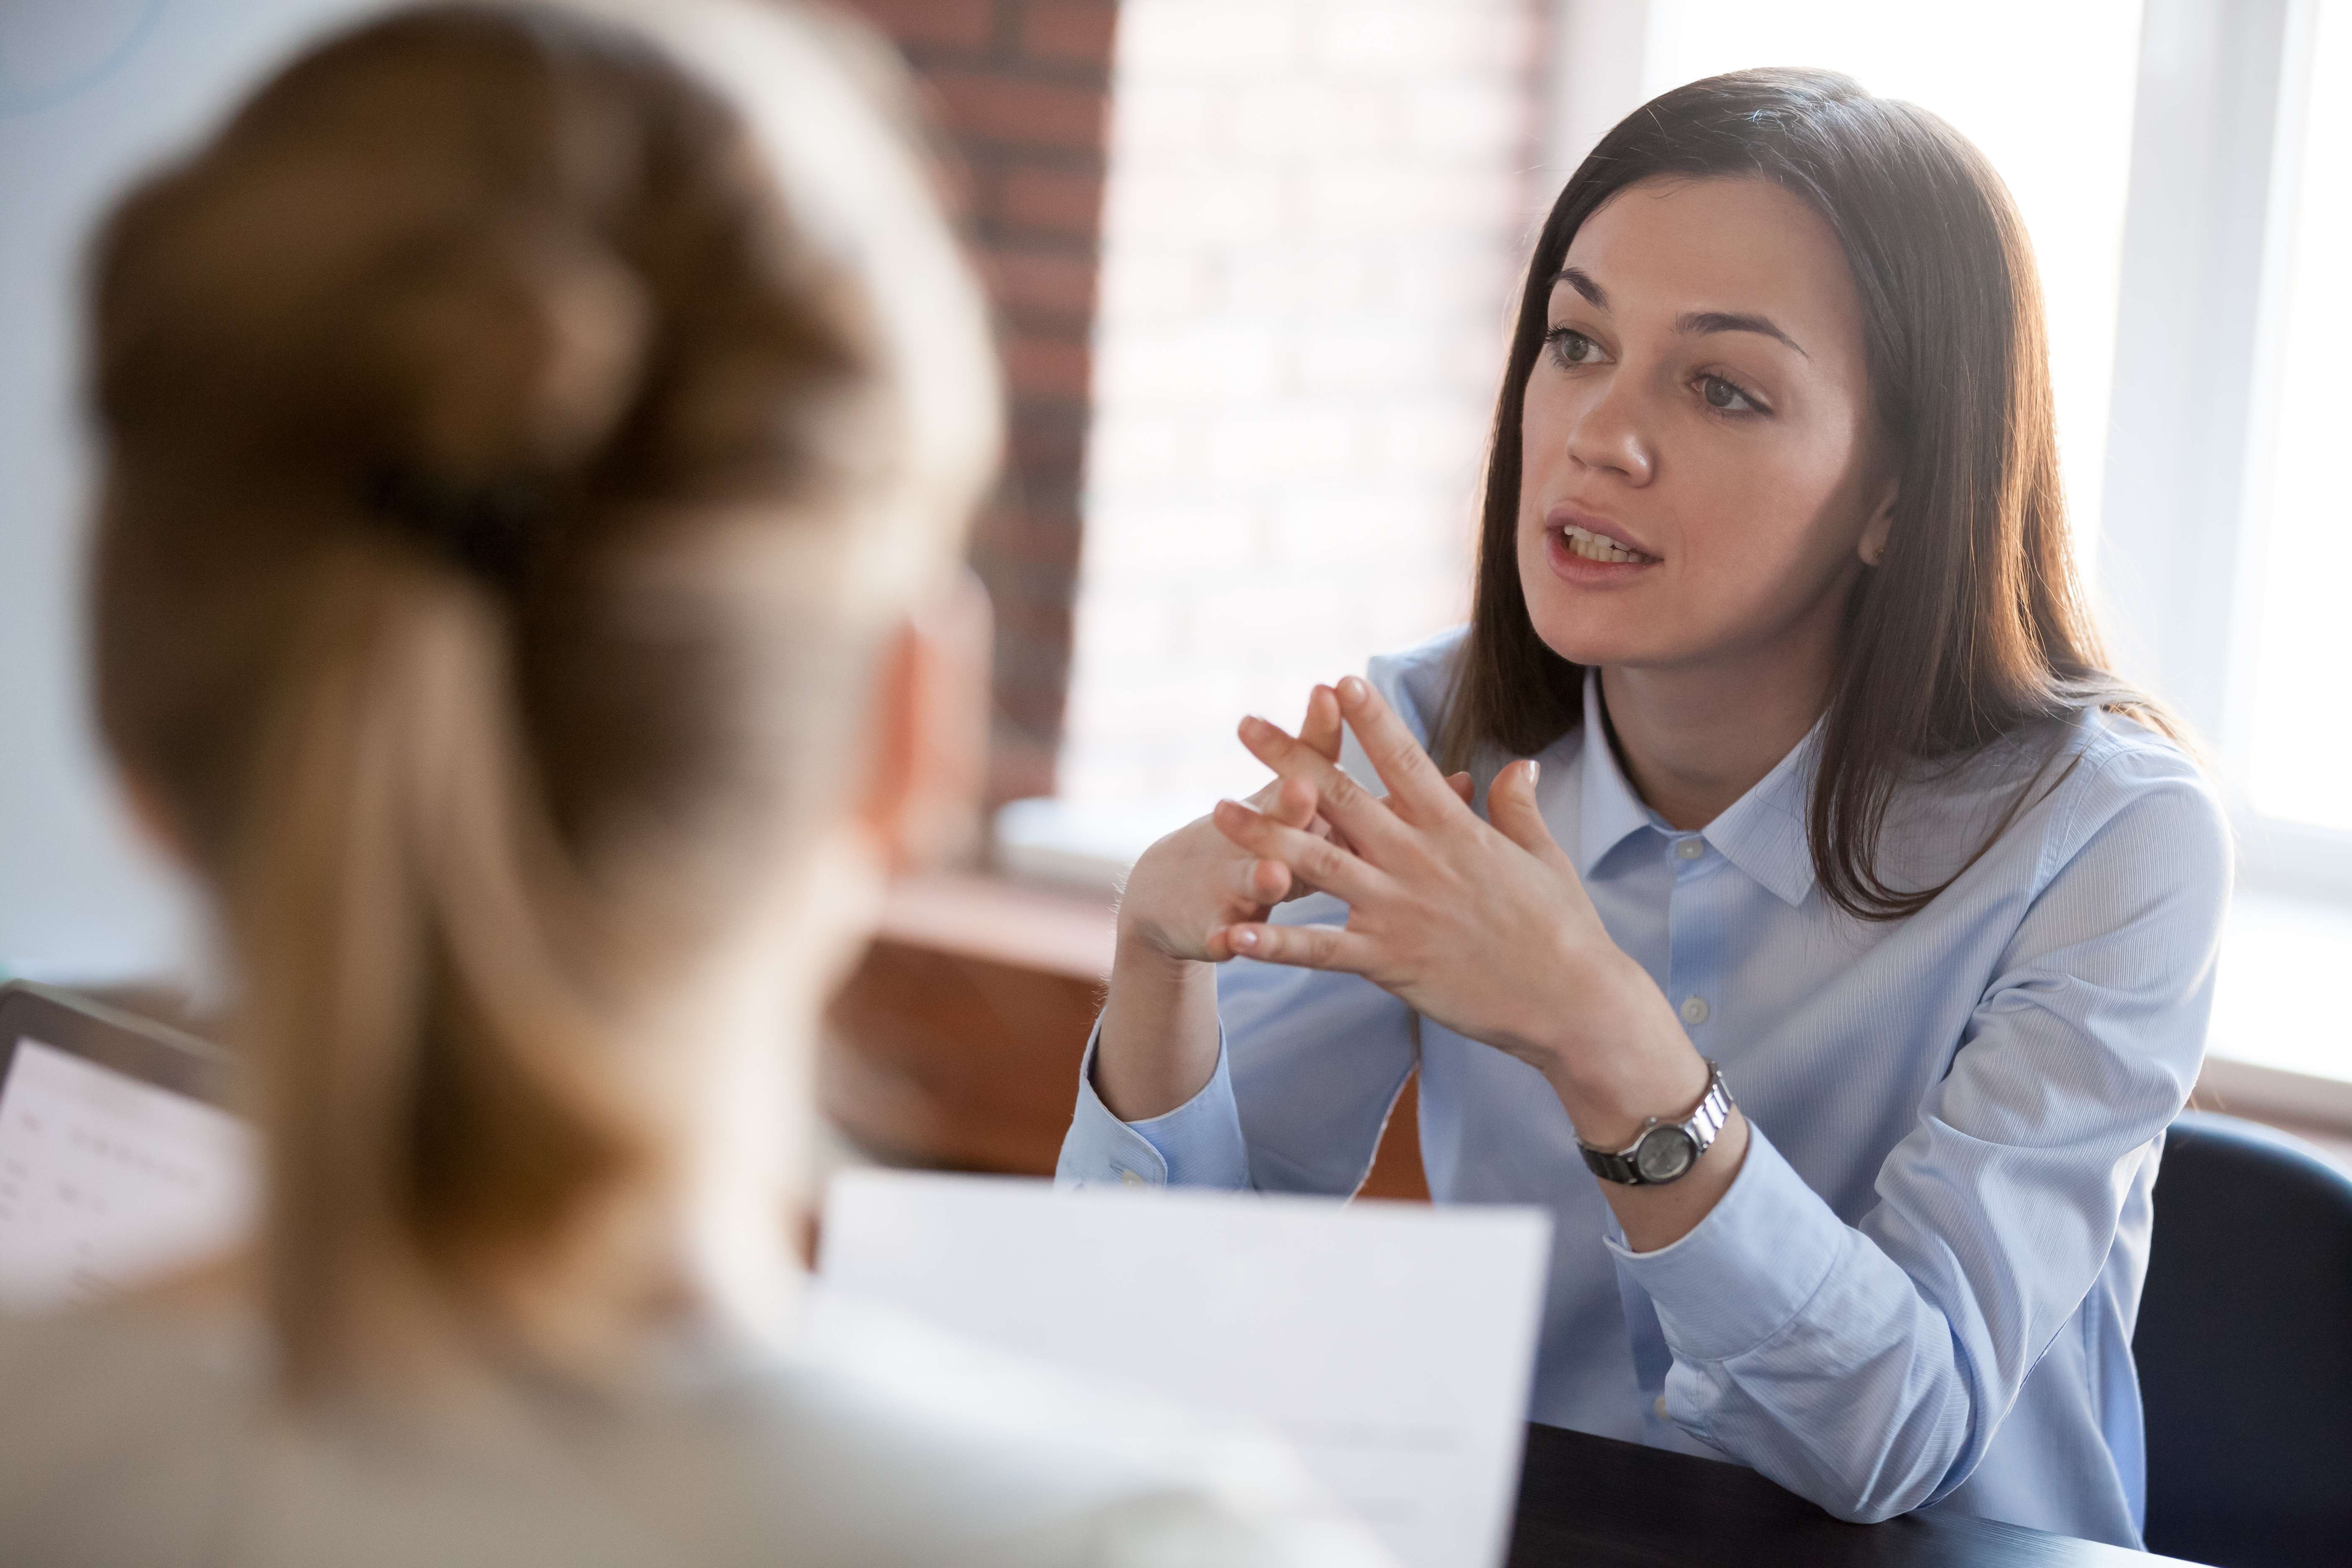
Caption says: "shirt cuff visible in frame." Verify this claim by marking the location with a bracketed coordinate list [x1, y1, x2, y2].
[1054, 1019, 1253, 1190]
[1605, 1121, 1848, 1363]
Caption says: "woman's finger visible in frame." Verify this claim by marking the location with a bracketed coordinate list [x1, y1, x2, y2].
[1447, 770, 1473, 805]
[1487, 759, 1577, 875]
[1268, 772, 1320, 830]
[1230, 852, 1293, 906]
[1235, 714, 1411, 859]
[1210, 919, 1377, 974]
[1300, 683, 1343, 762]
[1332, 676, 1465, 824]
[1211, 796, 1389, 905]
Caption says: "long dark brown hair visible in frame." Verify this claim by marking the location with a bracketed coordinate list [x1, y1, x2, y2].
[1439, 67, 2166, 921]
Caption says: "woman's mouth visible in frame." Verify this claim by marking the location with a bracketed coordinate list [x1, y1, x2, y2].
[1542, 518, 1661, 585]
[1555, 523, 1658, 565]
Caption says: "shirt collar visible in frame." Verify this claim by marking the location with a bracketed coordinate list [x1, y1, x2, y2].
[1572, 671, 1821, 908]
[1575, 675, 1653, 876]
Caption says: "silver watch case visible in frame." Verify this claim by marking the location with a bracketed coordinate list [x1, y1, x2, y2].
[1578, 1062, 1734, 1186]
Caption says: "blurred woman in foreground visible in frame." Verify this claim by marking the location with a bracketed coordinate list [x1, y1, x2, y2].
[0, 5, 1381, 1563]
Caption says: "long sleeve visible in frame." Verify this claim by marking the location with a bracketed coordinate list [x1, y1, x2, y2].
[1055, 897, 1419, 1194]
[1609, 748, 2231, 1523]
[1057, 641, 1449, 1196]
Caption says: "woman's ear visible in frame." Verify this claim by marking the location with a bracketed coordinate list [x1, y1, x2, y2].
[853, 571, 992, 875]
[1857, 485, 1897, 568]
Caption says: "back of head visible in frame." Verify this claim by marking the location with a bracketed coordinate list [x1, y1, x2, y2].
[85, 0, 998, 1391]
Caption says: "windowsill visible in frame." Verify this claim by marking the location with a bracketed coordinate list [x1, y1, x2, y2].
[2205, 885, 2352, 1082]
[2192, 1057, 2352, 1167]
[877, 869, 1114, 983]
[2199, 886, 2352, 1161]
[991, 795, 1199, 894]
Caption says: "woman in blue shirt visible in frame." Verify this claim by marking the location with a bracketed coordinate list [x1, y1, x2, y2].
[1058, 68, 2230, 1548]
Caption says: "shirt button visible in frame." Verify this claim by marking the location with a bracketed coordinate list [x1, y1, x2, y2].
[1653, 1394, 1670, 1420]
[1680, 995, 1710, 1026]
[1118, 1168, 1145, 1188]
[1674, 836, 1705, 860]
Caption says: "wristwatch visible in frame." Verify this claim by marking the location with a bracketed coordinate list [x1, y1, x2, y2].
[1577, 1061, 1735, 1186]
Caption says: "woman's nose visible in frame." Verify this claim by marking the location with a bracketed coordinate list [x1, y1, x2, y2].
[1563, 382, 1656, 486]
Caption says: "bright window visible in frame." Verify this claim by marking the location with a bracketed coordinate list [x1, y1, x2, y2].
[1640, 0, 2147, 556]
[2239, 0, 2352, 836]
[1035, 0, 1535, 867]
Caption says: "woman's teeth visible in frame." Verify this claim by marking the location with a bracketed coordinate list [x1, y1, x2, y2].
[1560, 524, 1654, 564]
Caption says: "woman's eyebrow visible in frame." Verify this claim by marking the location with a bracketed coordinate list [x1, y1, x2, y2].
[1551, 269, 1809, 360]
[1552, 266, 1609, 310]
[1676, 310, 1809, 359]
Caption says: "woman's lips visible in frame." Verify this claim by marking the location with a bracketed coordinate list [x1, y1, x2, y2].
[1542, 518, 1660, 585]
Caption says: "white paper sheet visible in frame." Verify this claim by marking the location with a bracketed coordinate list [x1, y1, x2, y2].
[818, 1171, 1552, 1568]
[0, 1038, 255, 1312]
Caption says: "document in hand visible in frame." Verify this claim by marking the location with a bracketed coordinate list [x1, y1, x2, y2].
[817, 1171, 1553, 1568]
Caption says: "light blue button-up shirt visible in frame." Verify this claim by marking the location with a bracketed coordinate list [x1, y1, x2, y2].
[1057, 628, 2231, 1548]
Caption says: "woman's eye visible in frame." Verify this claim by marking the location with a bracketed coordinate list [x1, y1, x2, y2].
[1699, 375, 1760, 413]
[1547, 328, 1603, 366]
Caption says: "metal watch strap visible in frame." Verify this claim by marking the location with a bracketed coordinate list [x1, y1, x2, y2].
[1577, 1061, 1735, 1186]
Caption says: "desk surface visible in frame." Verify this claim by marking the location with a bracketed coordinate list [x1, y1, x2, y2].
[1509, 1423, 2195, 1568]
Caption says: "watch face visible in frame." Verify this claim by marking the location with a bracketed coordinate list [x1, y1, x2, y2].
[1634, 1126, 1697, 1183]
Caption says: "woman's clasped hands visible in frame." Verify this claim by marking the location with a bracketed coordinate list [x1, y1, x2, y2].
[1204, 676, 1708, 1154]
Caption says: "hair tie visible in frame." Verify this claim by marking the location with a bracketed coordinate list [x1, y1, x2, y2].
[362, 466, 546, 593]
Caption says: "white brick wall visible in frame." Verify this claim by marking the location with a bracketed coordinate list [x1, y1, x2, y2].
[1055, 0, 1543, 813]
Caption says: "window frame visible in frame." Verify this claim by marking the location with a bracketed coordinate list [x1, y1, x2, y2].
[2098, 0, 2352, 903]
[1554, 0, 2343, 903]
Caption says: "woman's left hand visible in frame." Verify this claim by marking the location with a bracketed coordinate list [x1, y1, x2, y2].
[1208, 675, 1702, 1145]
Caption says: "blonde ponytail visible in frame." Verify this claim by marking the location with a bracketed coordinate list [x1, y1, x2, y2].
[230, 544, 637, 1388]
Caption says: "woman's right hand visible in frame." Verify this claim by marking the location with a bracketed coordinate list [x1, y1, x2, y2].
[1117, 687, 1344, 965]
[1116, 685, 1471, 965]
[1094, 681, 1469, 1120]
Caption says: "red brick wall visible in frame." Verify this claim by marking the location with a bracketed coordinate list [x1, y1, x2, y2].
[835, 0, 1119, 805]
[1058, 0, 1544, 809]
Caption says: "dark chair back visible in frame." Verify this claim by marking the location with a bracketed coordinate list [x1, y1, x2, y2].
[2136, 1111, 2352, 1567]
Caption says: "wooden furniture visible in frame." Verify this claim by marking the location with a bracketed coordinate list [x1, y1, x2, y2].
[823, 872, 1430, 1198]
[1509, 1424, 2188, 1567]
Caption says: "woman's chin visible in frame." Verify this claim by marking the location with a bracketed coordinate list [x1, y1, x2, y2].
[1525, 603, 1672, 671]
